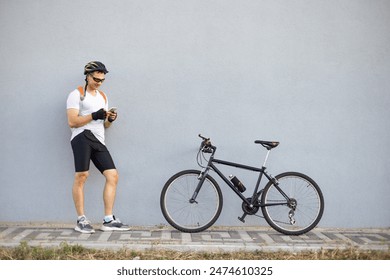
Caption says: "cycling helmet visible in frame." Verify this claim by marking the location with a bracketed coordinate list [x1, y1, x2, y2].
[84, 61, 109, 75]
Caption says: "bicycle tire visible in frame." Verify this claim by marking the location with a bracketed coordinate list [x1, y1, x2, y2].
[261, 172, 324, 235]
[160, 169, 223, 233]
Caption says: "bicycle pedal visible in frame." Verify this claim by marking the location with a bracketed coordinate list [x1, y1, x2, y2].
[238, 214, 247, 223]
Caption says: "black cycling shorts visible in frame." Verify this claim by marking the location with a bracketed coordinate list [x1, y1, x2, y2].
[71, 130, 116, 173]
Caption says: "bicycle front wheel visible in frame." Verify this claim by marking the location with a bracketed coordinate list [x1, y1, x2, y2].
[160, 170, 223, 233]
[261, 172, 324, 235]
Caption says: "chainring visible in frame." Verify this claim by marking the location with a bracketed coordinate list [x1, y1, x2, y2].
[241, 197, 260, 215]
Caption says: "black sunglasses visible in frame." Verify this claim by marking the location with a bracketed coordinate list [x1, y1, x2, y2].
[91, 76, 105, 83]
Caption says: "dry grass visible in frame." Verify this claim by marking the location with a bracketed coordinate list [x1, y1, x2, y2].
[1, 242, 389, 260]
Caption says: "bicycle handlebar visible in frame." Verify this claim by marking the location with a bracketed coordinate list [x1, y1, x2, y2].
[198, 134, 215, 153]
[198, 134, 209, 141]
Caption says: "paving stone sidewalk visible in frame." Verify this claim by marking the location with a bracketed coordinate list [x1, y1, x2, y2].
[0, 225, 389, 252]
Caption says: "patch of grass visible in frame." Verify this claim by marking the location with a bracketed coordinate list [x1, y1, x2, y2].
[1, 242, 389, 260]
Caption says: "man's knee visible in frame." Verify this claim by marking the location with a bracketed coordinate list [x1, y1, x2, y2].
[103, 169, 118, 184]
[74, 171, 89, 184]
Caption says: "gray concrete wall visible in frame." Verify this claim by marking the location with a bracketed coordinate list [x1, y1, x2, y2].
[1, 0, 389, 228]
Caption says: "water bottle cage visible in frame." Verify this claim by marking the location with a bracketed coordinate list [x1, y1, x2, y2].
[230, 176, 246, 193]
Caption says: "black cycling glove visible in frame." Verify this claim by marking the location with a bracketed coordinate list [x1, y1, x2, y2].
[91, 108, 107, 120]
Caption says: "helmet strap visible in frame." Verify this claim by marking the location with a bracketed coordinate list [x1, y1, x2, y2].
[81, 77, 88, 101]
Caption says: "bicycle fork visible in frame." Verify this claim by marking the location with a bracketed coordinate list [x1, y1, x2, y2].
[189, 167, 210, 204]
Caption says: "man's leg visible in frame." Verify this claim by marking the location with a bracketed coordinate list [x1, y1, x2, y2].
[101, 169, 129, 231]
[102, 169, 118, 216]
[72, 171, 89, 216]
[72, 171, 95, 233]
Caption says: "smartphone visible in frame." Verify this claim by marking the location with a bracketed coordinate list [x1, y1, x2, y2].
[109, 107, 117, 113]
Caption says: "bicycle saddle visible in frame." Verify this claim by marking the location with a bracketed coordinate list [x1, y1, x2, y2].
[254, 140, 280, 150]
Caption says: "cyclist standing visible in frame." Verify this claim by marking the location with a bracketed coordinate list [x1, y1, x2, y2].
[66, 61, 129, 233]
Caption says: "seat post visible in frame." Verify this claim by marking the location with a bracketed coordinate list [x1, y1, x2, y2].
[262, 149, 271, 168]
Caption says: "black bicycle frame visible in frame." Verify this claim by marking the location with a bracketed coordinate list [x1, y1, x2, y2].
[192, 147, 291, 207]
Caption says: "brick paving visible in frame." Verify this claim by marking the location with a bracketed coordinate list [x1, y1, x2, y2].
[0, 225, 389, 252]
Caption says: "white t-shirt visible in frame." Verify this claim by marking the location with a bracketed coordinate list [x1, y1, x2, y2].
[66, 88, 108, 144]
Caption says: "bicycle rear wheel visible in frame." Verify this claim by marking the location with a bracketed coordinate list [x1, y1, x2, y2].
[261, 172, 324, 235]
[160, 170, 223, 233]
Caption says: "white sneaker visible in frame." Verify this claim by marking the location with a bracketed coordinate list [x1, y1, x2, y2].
[101, 216, 130, 231]
[74, 216, 95, 234]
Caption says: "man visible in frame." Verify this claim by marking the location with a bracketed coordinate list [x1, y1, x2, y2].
[66, 61, 129, 233]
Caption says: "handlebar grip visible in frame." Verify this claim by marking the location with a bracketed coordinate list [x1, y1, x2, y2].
[198, 134, 209, 141]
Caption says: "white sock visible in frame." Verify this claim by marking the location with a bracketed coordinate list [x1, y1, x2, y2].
[77, 215, 86, 221]
[104, 215, 114, 222]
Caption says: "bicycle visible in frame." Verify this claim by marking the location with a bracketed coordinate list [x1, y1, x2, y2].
[160, 134, 324, 235]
